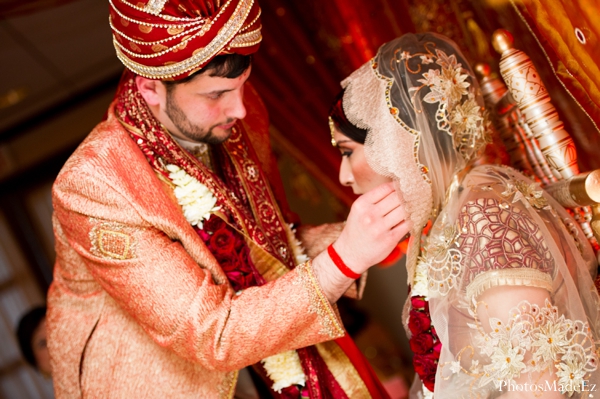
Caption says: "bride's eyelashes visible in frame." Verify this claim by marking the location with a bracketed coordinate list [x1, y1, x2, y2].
[341, 150, 353, 157]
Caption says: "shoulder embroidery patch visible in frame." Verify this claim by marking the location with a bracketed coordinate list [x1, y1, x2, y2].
[89, 221, 137, 260]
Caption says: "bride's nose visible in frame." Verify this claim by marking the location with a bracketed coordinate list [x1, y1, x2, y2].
[339, 158, 354, 186]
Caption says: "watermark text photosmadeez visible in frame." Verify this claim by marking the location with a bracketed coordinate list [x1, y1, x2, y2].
[496, 380, 597, 393]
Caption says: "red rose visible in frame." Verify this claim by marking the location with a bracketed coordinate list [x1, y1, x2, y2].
[411, 296, 428, 311]
[226, 271, 255, 291]
[210, 227, 236, 255]
[409, 309, 431, 335]
[220, 255, 241, 273]
[432, 341, 442, 355]
[234, 233, 246, 251]
[410, 332, 434, 354]
[203, 215, 226, 234]
[237, 246, 252, 268]
[413, 352, 438, 392]
[196, 228, 210, 242]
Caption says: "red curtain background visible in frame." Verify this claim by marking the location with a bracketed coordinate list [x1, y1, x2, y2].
[250, 0, 416, 207]
[7, 0, 600, 203]
[250, 0, 600, 205]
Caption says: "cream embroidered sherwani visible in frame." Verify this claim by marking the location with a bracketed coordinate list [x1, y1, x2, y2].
[47, 99, 348, 398]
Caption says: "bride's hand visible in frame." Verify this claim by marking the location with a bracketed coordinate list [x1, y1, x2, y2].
[333, 182, 412, 274]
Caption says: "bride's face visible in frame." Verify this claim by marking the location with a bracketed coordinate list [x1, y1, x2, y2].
[333, 127, 392, 194]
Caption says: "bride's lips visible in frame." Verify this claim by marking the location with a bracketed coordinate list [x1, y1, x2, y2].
[218, 121, 236, 130]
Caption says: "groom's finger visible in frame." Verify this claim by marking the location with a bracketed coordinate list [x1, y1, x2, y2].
[375, 190, 403, 216]
[361, 182, 396, 204]
[384, 206, 409, 230]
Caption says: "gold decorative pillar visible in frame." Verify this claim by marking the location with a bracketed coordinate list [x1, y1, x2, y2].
[492, 29, 579, 180]
[475, 63, 556, 185]
[544, 170, 600, 209]
[593, 205, 600, 251]
[491, 29, 600, 252]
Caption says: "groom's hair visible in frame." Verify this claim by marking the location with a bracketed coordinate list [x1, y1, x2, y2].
[329, 89, 368, 144]
[163, 54, 251, 90]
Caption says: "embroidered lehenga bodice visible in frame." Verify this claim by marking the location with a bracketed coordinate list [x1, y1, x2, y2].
[424, 165, 599, 397]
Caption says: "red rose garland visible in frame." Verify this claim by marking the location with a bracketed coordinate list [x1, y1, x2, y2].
[197, 214, 265, 292]
[408, 295, 441, 392]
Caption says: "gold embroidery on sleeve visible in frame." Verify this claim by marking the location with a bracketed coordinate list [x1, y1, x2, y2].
[89, 221, 138, 260]
[294, 260, 345, 338]
[466, 268, 552, 301]
[218, 371, 238, 399]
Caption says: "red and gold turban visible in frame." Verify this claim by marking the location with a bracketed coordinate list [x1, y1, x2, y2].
[109, 0, 262, 80]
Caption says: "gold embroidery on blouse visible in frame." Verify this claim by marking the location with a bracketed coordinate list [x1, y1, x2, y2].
[89, 221, 138, 260]
[503, 179, 549, 210]
[294, 260, 345, 338]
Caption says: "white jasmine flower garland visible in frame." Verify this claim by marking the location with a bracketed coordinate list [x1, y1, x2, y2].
[167, 165, 307, 393]
[288, 223, 309, 265]
[261, 226, 308, 392]
[166, 164, 220, 228]
[412, 259, 429, 299]
[261, 350, 306, 393]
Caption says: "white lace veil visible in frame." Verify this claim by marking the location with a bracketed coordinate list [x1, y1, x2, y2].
[342, 33, 487, 283]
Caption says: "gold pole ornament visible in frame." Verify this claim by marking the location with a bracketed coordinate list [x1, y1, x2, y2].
[544, 170, 600, 208]
[492, 29, 579, 180]
[475, 62, 556, 185]
[491, 30, 599, 252]
[592, 205, 600, 251]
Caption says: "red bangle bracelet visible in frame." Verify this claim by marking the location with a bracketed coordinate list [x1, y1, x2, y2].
[327, 244, 361, 280]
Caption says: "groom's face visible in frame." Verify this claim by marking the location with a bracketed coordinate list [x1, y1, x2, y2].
[333, 128, 392, 194]
[159, 66, 251, 144]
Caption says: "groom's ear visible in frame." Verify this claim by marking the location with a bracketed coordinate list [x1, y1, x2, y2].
[136, 76, 166, 108]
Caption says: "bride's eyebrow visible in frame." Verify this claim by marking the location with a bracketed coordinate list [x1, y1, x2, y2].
[335, 139, 353, 147]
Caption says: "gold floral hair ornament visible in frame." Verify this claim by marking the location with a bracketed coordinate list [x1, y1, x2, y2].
[404, 47, 487, 163]
[340, 32, 488, 283]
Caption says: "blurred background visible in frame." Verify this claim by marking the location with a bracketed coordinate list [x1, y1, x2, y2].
[0, 0, 598, 397]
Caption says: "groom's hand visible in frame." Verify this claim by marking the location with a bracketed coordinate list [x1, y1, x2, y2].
[333, 182, 412, 274]
[310, 182, 412, 303]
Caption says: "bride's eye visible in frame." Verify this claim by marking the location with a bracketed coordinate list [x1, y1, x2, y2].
[341, 151, 352, 157]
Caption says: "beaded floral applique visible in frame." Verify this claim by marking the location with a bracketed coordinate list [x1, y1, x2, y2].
[403, 47, 488, 163]
[452, 298, 599, 395]
[421, 222, 463, 297]
[476, 167, 552, 213]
